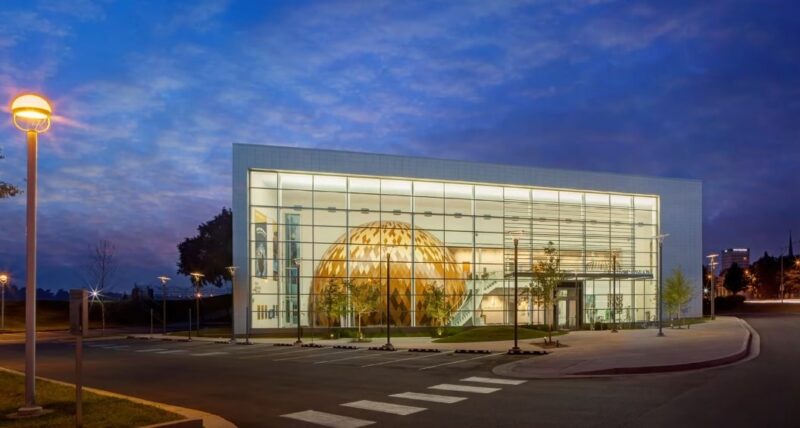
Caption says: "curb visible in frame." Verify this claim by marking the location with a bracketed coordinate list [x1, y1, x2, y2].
[0, 366, 236, 428]
[493, 317, 757, 379]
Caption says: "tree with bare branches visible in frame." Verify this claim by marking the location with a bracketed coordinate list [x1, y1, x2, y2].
[82, 240, 117, 335]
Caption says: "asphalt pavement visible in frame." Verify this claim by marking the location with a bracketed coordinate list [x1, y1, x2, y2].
[0, 313, 797, 427]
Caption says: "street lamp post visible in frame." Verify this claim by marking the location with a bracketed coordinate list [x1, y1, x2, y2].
[157, 276, 170, 334]
[706, 254, 718, 320]
[611, 250, 618, 333]
[0, 273, 7, 330]
[226, 266, 237, 343]
[382, 253, 395, 351]
[11, 93, 52, 416]
[190, 273, 204, 334]
[653, 234, 669, 337]
[510, 237, 521, 353]
[293, 259, 302, 345]
[505, 229, 526, 354]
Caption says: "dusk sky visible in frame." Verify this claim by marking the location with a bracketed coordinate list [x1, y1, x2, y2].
[1, 0, 799, 292]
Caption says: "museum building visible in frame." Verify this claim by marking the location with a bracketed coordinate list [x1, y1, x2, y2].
[232, 144, 702, 333]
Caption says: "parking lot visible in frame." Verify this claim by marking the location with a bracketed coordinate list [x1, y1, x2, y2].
[86, 338, 517, 372]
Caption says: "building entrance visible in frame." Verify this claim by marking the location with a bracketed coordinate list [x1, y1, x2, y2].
[556, 281, 582, 329]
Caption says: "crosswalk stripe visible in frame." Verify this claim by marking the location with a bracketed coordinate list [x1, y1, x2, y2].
[389, 392, 467, 404]
[191, 352, 228, 357]
[281, 410, 374, 428]
[135, 348, 167, 353]
[341, 400, 426, 416]
[461, 376, 527, 385]
[155, 350, 188, 354]
[106, 345, 131, 350]
[428, 384, 500, 394]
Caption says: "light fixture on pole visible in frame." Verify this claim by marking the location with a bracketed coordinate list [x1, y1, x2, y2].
[381, 253, 395, 351]
[0, 273, 8, 330]
[292, 259, 302, 345]
[706, 254, 718, 320]
[653, 233, 669, 337]
[11, 93, 52, 417]
[226, 266, 237, 343]
[190, 272, 204, 333]
[508, 230, 524, 353]
[157, 276, 170, 334]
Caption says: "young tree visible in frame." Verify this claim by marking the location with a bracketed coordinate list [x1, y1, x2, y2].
[177, 208, 232, 287]
[723, 263, 745, 295]
[346, 279, 381, 341]
[81, 239, 117, 335]
[663, 267, 694, 327]
[83, 239, 118, 292]
[316, 279, 347, 334]
[532, 241, 564, 343]
[0, 148, 22, 199]
[421, 281, 456, 336]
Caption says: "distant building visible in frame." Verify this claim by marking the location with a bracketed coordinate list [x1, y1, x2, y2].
[721, 248, 750, 272]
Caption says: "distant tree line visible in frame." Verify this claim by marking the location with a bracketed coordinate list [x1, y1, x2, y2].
[708, 251, 800, 299]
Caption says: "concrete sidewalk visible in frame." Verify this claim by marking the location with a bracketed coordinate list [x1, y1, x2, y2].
[493, 316, 755, 378]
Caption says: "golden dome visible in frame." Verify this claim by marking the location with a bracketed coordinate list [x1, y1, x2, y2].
[311, 220, 466, 326]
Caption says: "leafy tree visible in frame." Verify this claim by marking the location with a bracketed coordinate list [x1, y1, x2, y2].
[177, 208, 232, 288]
[421, 281, 456, 336]
[532, 241, 564, 343]
[0, 148, 22, 199]
[663, 267, 694, 326]
[317, 279, 347, 332]
[751, 252, 780, 298]
[723, 263, 745, 295]
[346, 279, 381, 341]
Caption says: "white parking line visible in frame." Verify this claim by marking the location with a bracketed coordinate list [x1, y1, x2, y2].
[281, 410, 374, 428]
[191, 352, 228, 357]
[341, 400, 426, 416]
[135, 348, 168, 353]
[428, 384, 500, 394]
[419, 352, 501, 371]
[361, 351, 454, 367]
[461, 376, 527, 386]
[274, 348, 362, 362]
[239, 347, 327, 360]
[155, 350, 188, 354]
[314, 350, 384, 364]
[389, 392, 467, 404]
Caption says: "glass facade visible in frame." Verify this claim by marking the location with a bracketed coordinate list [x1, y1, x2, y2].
[248, 170, 659, 329]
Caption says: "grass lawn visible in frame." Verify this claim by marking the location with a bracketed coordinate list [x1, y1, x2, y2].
[0, 370, 182, 428]
[433, 326, 565, 343]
